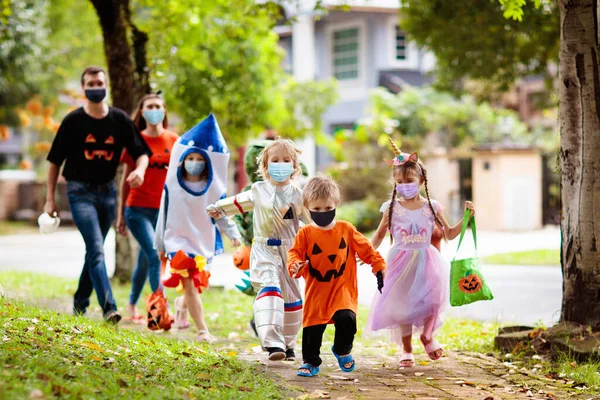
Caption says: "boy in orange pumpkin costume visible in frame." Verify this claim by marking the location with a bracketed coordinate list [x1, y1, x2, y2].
[288, 176, 386, 377]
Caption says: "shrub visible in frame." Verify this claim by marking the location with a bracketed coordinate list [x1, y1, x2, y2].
[336, 196, 383, 234]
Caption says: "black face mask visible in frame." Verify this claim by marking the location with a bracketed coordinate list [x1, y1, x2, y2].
[310, 209, 336, 227]
[84, 88, 106, 104]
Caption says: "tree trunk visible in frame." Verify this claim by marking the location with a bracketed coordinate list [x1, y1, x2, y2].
[559, 0, 600, 325]
[90, 0, 137, 282]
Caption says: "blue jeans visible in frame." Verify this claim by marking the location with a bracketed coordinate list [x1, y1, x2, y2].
[67, 180, 117, 315]
[125, 206, 162, 305]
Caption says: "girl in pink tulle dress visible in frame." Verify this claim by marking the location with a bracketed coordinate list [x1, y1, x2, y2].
[367, 139, 474, 368]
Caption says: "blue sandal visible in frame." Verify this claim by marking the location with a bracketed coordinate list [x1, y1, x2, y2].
[297, 363, 319, 377]
[331, 346, 355, 372]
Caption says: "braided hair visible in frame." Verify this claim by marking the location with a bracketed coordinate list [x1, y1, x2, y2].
[388, 161, 445, 244]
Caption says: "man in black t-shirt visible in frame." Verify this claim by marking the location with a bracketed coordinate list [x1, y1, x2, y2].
[45, 66, 151, 324]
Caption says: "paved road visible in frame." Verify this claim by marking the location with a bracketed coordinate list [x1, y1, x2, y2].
[0, 226, 561, 326]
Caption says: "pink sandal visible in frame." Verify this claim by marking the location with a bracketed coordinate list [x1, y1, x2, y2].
[398, 353, 415, 367]
[420, 335, 443, 360]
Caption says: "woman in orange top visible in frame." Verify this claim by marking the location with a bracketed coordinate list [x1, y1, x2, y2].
[288, 176, 386, 378]
[116, 93, 179, 326]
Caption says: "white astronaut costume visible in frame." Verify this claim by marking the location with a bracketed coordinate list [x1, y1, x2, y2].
[154, 114, 240, 272]
[210, 180, 309, 351]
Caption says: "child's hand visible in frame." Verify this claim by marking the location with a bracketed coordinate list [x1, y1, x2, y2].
[231, 238, 242, 248]
[158, 250, 166, 261]
[207, 205, 223, 219]
[464, 201, 475, 217]
[291, 261, 309, 278]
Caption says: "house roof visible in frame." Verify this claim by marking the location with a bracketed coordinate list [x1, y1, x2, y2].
[379, 69, 433, 93]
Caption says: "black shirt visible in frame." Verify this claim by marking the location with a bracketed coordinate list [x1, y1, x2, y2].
[47, 107, 151, 184]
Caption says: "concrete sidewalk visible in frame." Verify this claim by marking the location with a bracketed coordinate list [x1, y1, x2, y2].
[0, 226, 562, 325]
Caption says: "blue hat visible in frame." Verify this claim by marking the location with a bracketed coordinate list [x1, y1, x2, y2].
[179, 113, 229, 153]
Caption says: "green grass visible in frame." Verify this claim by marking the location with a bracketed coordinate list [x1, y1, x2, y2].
[0, 270, 504, 398]
[0, 220, 39, 236]
[0, 299, 282, 399]
[483, 249, 560, 266]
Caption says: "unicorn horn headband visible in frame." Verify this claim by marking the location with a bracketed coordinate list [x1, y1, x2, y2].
[384, 136, 418, 166]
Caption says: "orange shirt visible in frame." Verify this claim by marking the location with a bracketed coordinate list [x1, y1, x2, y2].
[288, 221, 386, 327]
[121, 130, 179, 209]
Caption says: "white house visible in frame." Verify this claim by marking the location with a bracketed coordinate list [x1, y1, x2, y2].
[276, 0, 435, 172]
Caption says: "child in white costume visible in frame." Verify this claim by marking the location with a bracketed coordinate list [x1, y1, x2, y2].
[154, 113, 241, 342]
[208, 139, 310, 361]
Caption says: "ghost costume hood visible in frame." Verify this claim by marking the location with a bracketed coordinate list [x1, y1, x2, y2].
[154, 113, 240, 264]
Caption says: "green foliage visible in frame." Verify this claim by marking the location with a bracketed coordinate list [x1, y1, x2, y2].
[365, 86, 532, 149]
[400, 0, 559, 91]
[270, 78, 339, 142]
[0, 0, 49, 123]
[136, 0, 285, 145]
[335, 197, 383, 233]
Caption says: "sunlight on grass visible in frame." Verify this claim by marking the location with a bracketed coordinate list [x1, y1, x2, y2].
[0, 220, 38, 236]
[0, 298, 282, 399]
[483, 249, 560, 266]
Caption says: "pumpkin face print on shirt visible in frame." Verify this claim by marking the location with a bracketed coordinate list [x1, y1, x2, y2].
[84, 133, 115, 161]
[148, 147, 170, 170]
[306, 236, 350, 282]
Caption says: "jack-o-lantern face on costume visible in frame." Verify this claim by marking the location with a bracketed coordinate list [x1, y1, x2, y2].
[84, 133, 115, 161]
[459, 271, 483, 294]
[306, 237, 349, 282]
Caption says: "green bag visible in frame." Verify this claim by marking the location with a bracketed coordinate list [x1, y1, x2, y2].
[449, 209, 494, 307]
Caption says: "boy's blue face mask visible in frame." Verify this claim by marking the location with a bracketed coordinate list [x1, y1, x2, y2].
[268, 162, 294, 182]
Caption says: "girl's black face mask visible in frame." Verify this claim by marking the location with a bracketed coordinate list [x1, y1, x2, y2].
[310, 209, 336, 227]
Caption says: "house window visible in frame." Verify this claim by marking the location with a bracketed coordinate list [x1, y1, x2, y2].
[279, 36, 293, 74]
[332, 27, 359, 80]
[395, 25, 406, 60]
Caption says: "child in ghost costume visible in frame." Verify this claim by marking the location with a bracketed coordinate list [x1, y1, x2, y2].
[154, 113, 241, 342]
[207, 138, 310, 361]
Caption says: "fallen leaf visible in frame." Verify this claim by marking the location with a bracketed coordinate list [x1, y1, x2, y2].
[418, 361, 430, 366]
[566, 380, 575, 385]
[29, 389, 44, 399]
[570, 362, 577, 368]
[222, 383, 233, 388]
[526, 390, 533, 397]
[90, 356, 102, 361]
[482, 397, 494, 400]
[353, 378, 359, 383]
[415, 372, 425, 376]
[36, 374, 50, 382]
[51, 384, 69, 396]
[238, 386, 251, 392]
[227, 351, 237, 357]
[181, 351, 192, 357]
[329, 375, 352, 381]
[79, 342, 104, 352]
[118, 378, 129, 388]
[252, 346, 262, 354]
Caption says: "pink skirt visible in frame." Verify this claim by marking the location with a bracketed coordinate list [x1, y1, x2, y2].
[366, 245, 449, 344]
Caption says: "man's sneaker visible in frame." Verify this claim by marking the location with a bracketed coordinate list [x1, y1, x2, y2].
[104, 310, 122, 325]
[249, 319, 258, 337]
[285, 348, 295, 361]
[267, 347, 286, 361]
